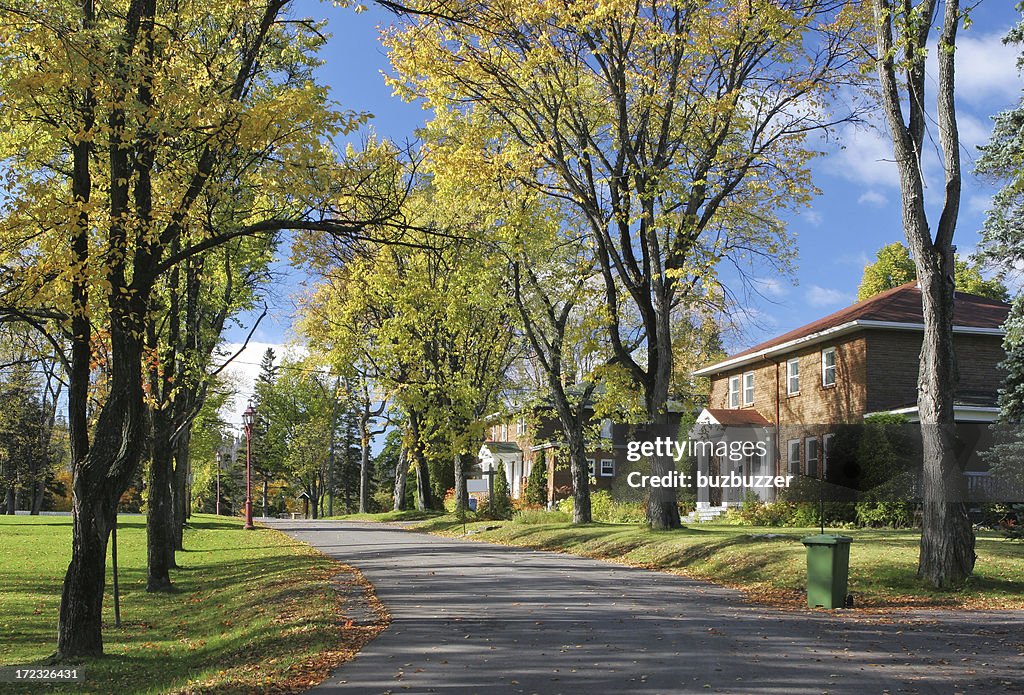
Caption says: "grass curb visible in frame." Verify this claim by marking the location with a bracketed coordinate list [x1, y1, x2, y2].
[349, 513, 1024, 611]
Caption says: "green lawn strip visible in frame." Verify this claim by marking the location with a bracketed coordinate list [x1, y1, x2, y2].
[323, 510, 443, 523]
[0, 514, 387, 694]
[407, 515, 1024, 609]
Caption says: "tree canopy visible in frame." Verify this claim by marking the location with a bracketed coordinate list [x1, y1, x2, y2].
[858, 242, 1008, 302]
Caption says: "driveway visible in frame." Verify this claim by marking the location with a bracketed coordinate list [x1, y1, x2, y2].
[268, 520, 1023, 694]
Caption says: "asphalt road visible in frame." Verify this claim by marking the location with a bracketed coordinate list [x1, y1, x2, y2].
[268, 520, 1024, 695]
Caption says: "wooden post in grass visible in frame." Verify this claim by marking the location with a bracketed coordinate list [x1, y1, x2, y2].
[111, 514, 121, 628]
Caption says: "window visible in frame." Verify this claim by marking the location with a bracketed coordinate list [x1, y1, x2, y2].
[728, 375, 740, 408]
[587, 458, 595, 477]
[743, 372, 755, 406]
[600, 419, 613, 440]
[806, 437, 819, 477]
[822, 434, 834, 477]
[600, 458, 615, 477]
[788, 439, 801, 475]
[821, 347, 836, 387]
[501, 424, 508, 441]
[786, 358, 800, 395]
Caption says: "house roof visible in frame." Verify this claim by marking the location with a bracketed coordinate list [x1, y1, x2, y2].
[481, 442, 522, 454]
[700, 408, 773, 426]
[694, 282, 1009, 377]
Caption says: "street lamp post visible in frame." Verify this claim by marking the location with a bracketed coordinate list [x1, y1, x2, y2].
[215, 451, 222, 516]
[243, 401, 256, 530]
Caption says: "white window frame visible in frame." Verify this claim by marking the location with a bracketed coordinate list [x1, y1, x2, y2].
[821, 347, 836, 387]
[728, 375, 740, 408]
[742, 371, 755, 406]
[806, 437, 819, 478]
[587, 457, 595, 477]
[600, 458, 615, 477]
[786, 358, 800, 395]
[788, 439, 801, 475]
[822, 434, 834, 477]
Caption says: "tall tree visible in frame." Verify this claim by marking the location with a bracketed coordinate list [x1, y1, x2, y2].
[300, 196, 519, 514]
[859, 241, 1008, 301]
[386, 0, 867, 528]
[871, 0, 975, 586]
[0, 0, 390, 656]
[975, 11, 1024, 491]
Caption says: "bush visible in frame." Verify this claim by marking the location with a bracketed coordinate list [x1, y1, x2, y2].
[514, 509, 571, 525]
[524, 450, 548, 507]
[558, 490, 646, 524]
[443, 488, 457, 513]
[854, 501, 916, 528]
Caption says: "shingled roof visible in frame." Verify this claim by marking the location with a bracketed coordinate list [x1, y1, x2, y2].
[694, 282, 1009, 377]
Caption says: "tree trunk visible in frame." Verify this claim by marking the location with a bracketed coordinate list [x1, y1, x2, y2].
[410, 413, 433, 511]
[59, 321, 147, 656]
[359, 428, 371, 514]
[146, 411, 176, 592]
[393, 444, 408, 512]
[4, 484, 13, 515]
[566, 429, 592, 524]
[171, 434, 188, 552]
[31, 478, 45, 515]
[262, 477, 268, 518]
[871, 0, 974, 586]
[917, 267, 975, 585]
[454, 452, 471, 512]
[57, 493, 116, 657]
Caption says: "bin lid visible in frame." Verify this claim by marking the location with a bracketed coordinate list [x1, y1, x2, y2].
[801, 534, 854, 545]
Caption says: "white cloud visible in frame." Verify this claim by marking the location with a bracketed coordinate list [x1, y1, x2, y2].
[803, 210, 824, 227]
[836, 250, 873, 269]
[216, 341, 309, 428]
[966, 194, 992, 216]
[828, 122, 901, 188]
[857, 190, 888, 207]
[957, 112, 992, 153]
[805, 285, 854, 308]
[752, 277, 790, 298]
[949, 32, 1023, 108]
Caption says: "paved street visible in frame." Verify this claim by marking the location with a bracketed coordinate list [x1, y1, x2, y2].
[268, 520, 1023, 694]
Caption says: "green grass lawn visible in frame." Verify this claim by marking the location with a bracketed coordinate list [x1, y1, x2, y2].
[391, 513, 1024, 609]
[0, 514, 387, 694]
[325, 509, 443, 523]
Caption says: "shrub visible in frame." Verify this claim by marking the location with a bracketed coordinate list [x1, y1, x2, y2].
[559, 490, 646, 524]
[490, 462, 513, 519]
[514, 509, 571, 525]
[524, 450, 548, 507]
[854, 501, 916, 528]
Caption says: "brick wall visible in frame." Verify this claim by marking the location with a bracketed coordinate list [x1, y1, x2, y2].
[865, 330, 1006, 412]
[708, 334, 867, 427]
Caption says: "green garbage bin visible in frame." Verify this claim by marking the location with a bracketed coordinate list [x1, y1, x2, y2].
[801, 534, 853, 609]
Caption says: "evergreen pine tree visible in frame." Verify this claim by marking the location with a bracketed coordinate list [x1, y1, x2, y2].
[491, 461, 513, 519]
[525, 450, 548, 508]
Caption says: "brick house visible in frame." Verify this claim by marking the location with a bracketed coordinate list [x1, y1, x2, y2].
[479, 404, 684, 507]
[690, 282, 1010, 511]
[478, 409, 626, 507]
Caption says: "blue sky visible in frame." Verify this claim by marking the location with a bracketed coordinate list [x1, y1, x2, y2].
[222, 0, 1024, 419]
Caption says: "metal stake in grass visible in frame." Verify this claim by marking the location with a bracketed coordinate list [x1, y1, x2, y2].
[111, 513, 121, 628]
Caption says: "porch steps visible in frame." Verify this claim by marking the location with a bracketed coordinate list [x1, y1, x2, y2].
[683, 506, 728, 523]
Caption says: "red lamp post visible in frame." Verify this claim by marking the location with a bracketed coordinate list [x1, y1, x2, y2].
[243, 401, 256, 530]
